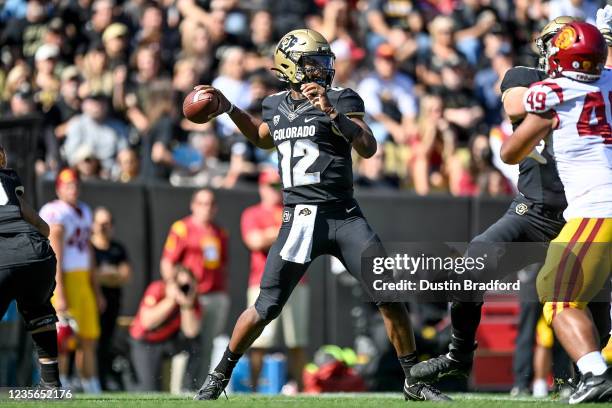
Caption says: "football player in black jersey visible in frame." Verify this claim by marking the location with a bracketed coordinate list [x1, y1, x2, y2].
[193, 29, 449, 401]
[0, 146, 61, 389]
[411, 16, 611, 392]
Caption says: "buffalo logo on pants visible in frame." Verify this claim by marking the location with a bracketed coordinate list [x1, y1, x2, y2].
[299, 208, 312, 216]
[515, 203, 528, 216]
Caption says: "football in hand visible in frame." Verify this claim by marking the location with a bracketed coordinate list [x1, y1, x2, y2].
[183, 88, 220, 124]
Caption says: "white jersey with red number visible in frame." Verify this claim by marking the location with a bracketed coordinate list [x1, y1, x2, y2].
[39, 200, 93, 272]
[523, 69, 612, 220]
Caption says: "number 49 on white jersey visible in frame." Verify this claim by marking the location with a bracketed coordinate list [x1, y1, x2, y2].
[523, 70, 612, 219]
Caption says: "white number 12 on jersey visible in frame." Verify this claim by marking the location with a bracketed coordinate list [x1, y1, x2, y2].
[278, 139, 321, 188]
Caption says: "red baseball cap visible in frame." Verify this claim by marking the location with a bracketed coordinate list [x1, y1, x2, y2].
[56, 168, 79, 188]
[258, 169, 281, 186]
[376, 43, 395, 59]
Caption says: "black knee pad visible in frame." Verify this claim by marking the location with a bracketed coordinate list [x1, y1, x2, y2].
[255, 302, 282, 321]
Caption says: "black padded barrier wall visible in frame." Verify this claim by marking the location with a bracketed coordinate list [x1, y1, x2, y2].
[469, 196, 513, 236]
[37, 179, 517, 351]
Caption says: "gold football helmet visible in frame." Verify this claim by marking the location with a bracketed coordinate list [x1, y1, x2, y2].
[272, 29, 335, 88]
[535, 16, 577, 70]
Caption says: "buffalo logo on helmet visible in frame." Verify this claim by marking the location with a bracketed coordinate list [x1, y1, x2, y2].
[279, 34, 299, 56]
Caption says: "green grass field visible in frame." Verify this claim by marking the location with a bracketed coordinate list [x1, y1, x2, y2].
[2, 392, 609, 407]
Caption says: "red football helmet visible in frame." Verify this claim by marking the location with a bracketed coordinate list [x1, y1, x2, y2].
[546, 22, 607, 82]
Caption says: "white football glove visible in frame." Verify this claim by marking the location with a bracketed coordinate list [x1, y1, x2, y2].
[596, 5, 612, 45]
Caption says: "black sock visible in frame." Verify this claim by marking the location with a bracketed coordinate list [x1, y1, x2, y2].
[398, 352, 418, 383]
[213, 347, 242, 378]
[32, 329, 60, 385]
[449, 302, 481, 361]
[40, 361, 60, 385]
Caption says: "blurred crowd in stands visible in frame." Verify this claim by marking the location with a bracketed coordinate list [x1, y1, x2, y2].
[0, 0, 607, 196]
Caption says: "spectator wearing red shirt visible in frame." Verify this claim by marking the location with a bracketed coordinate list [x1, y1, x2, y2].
[129, 266, 202, 391]
[160, 189, 229, 389]
[241, 169, 309, 392]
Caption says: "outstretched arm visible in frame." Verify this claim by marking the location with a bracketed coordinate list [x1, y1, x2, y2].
[193, 85, 273, 149]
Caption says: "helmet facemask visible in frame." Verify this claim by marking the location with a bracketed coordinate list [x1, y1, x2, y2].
[295, 54, 335, 88]
[536, 35, 553, 71]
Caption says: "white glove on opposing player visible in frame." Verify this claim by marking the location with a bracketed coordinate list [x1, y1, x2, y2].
[596, 5, 612, 45]
[527, 148, 548, 165]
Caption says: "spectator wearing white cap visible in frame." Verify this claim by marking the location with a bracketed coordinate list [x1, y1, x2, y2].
[34, 44, 61, 111]
[72, 145, 103, 181]
[102, 23, 129, 68]
[102, 23, 130, 113]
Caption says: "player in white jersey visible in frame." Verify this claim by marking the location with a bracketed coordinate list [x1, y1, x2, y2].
[501, 22, 612, 404]
[39, 168, 103, 393]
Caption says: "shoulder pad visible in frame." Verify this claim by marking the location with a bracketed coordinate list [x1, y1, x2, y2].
[331, 88, 365, 117]
[501, 66, 547, 93]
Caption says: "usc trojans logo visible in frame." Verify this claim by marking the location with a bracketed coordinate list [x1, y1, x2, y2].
[554, 26, 577, 50]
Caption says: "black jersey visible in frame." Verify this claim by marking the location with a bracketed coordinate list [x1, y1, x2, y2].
[262, 87, 365, 206]
[500, 66, 567, 210]
[0, 169, 37, 235]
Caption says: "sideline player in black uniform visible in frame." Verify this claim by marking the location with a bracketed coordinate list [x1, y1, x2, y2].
[410, 16, 611, 387]
[192, 29, 449, 401]
[0, 146, 61, 389]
